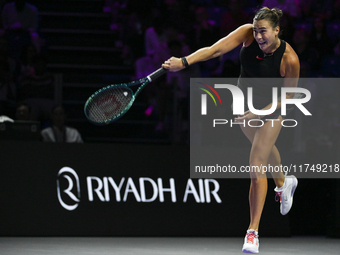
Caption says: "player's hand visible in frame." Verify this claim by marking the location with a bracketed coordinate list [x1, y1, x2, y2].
[234, 110, 259, 122]
[162, 57, 185, 72]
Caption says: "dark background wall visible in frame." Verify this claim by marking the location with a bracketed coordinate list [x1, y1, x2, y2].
[0, 141, 338, 237]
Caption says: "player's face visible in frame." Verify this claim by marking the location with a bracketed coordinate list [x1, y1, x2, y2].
[253, 19, 279, 53]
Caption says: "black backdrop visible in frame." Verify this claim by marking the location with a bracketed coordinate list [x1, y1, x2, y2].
[0, 141, 338, 237]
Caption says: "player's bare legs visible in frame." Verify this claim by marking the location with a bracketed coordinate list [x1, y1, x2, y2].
[267, 145, 285, 188]
[242, 126, 285, 188]
[240, 116, 283, 231]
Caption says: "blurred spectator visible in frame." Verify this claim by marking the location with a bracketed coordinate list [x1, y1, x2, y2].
[299, 0, 312, 20]
[311, 0, 333, 20]
[193, 7, 219, 76]
[166, 40, 196, 100]
[161, 0, 190, 35]
[211, 45, 241, 77]
[309, 16, 334, 56]
[144, 16, 170, 67]
[221, 59, 240, 78]
[334, 36, 340, 55]
[103, 0, 127, 30]
[120, 11, 144, 58]
[15, 101, 31, 120]
[300, 0, 333, 20]
[18, 55, 54, 122]
[333, 0, 340, 20]
[135, 16, 171, 123]
[299, 61, 312, 77]
[292, 28, 319, 70]
[0, 36, 17, 113]
[164, 25, 191, 56]
[0, 0, 7, 9]
[193, 6, 218, 49]
[19, 43, 38, 77]
[190, 0, 214, 5]
[166, 40, 200, 137]
[279, 13, 295, 44]
[1, 0, 40, 59]
[41, 105, 83, 143]
[135, 49, 166, 123]
[135, 51, 159, 80]
[125, 0, 157, 28]
[0, 0, 6, 34]
[220, 0, 249, 37]
[120, 44, 135, 66]
[262, 0, 300, 19]
[138, 20, 194, 132]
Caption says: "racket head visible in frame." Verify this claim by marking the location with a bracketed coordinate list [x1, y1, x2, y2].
[84, 84, 135, 125]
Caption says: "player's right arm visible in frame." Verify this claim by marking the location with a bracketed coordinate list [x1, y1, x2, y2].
[162, 24, 253, 72]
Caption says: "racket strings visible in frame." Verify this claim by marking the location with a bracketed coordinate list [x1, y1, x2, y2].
[87, 86, 133, 123]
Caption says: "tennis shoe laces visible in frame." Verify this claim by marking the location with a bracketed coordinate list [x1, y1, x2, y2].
[242, 229, 259, 254]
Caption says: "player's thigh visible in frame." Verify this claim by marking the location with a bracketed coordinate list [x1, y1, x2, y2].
[250, 116, 283, 164]
[240, 124, 257, 143]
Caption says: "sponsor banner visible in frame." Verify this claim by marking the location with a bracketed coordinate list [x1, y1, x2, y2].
[57, 166, 222, 211]
[190, 78, 340, 178]
[0, 141, 290, 236]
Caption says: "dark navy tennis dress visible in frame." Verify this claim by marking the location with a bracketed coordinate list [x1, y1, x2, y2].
[237, 38, 288, 118]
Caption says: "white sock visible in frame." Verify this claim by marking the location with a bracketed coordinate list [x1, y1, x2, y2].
[247, 229, 258, 235]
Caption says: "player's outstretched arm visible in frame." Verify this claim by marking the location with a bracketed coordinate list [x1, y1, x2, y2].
[162, 24, 253, 72]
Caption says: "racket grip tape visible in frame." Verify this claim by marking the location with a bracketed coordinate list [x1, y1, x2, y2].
[147, 67, 167, 82]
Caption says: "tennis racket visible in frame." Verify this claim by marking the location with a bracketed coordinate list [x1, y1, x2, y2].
[84, 67, 167, 125]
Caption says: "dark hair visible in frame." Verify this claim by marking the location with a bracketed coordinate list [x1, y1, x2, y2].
[51, 105, 65, 114]
[16, 102, 31, 113]
[254, 7, 283, 29]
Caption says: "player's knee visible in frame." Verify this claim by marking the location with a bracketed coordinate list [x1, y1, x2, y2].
[249, 157, 267, 167]
[249, 158, 268, 178]
[249, 170, 267, 180]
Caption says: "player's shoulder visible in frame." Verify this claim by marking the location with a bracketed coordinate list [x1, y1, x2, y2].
[283, 41, 299, 68]
[235, 24, 254, 45]
[237, 23, 253, 34]
[241, 23, 253, 29]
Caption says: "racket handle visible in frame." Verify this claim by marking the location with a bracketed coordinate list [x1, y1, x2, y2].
[147, 67, 167, 82]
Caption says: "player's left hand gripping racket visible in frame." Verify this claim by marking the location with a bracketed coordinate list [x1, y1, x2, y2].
[84, 67, 167, 125]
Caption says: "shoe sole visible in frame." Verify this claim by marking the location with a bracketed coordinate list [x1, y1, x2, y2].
[290, 176, 298, 209]
[242, 244, 259, 254]
[291, 176, 298, 198]
[291, 176, 298, 208]
[282, 176, 298, 215]
[242, 248, 259, 254]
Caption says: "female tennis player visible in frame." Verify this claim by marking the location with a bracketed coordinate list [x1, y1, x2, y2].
[162, 7, 299, 254]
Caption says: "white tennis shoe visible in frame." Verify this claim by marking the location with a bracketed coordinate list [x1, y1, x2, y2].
[274, 175, 298, 215]
[242, 229, 259, 254]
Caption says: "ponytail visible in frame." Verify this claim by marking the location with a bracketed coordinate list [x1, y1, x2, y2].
[254, 7, 283, 28]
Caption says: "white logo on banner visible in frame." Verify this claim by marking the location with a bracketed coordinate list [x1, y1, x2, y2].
[57, 167, 222, 211]
[57, 167, 81, 211]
